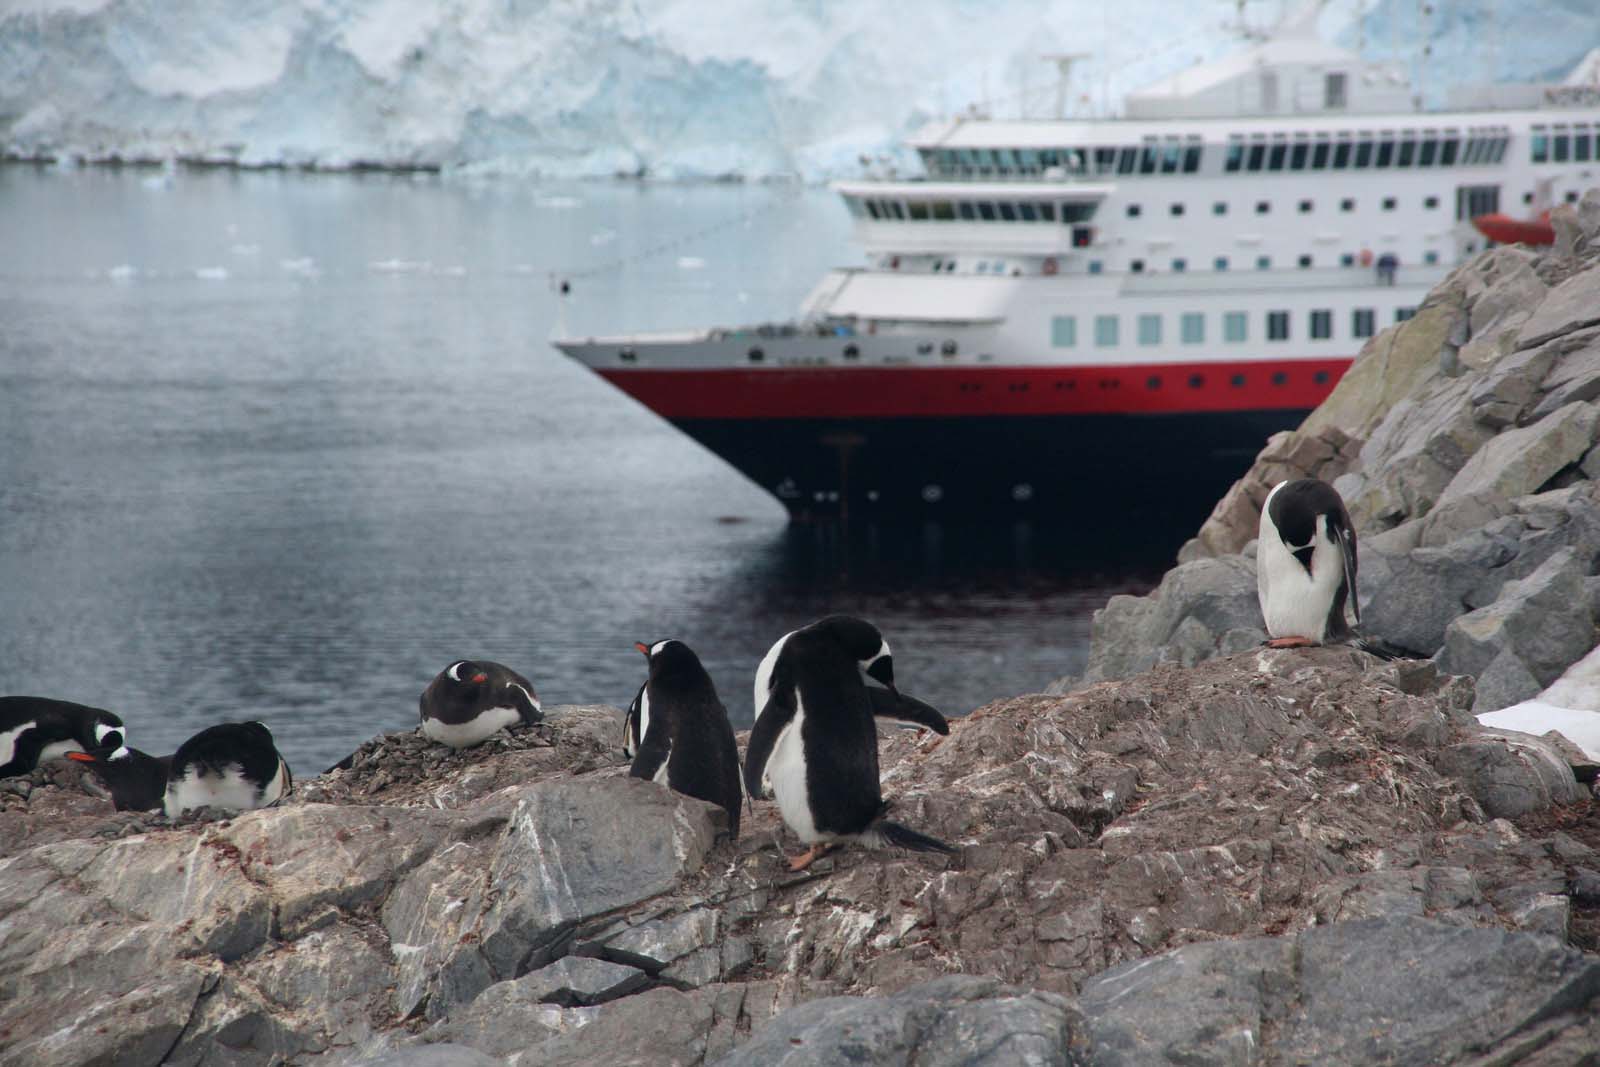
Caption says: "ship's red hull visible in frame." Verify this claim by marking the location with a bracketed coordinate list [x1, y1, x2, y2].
[594, 356, 1351, 525]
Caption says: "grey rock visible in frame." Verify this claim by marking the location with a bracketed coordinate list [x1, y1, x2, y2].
[1516, 262, 1600, 350]
[1434, 732, 1587, 819]
[1351, 373, 1491, 521]
[1436, 401, 1600, 508]
[1468, 646, 1544, 711]
[493, 956, 647, 1010]
[1081, 554, 1260, 682]
[1529, 331, 1600, 419]
[346, 1044, 506, 1067]
[1436, 547, 1597, 704]
[1572, 867, 1600, 902]
[601, 908, 720, 973]
[1467, 340, 1559, 428]
[715, 975, 1077, 1067]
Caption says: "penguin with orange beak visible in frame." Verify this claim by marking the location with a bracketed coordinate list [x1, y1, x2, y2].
[624, 639, 743, 840]
[419, 659, 542, 748]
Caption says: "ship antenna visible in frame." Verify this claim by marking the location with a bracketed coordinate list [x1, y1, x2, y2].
[1041, 53, 1092, 119]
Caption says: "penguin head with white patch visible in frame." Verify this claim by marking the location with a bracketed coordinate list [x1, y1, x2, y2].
[444, 660, 491, 688]
[818, 615, 897, 695]
[85, 710, 125, 754]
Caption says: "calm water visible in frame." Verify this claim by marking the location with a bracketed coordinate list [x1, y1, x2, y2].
[0, 166, 1159, 773]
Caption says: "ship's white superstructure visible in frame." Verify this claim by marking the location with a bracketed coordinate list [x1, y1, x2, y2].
[555, 14, 1600, 523]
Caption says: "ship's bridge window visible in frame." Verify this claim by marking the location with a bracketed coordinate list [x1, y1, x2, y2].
[1353, 308, 1376, 338]
[1017, 202, 1037, 221]
[864, 200, 881, 220]
[1290, 142, 1309, 170]
[1247, 142, 1266, 170]
[889, 201, 906, 219]
[1181, 312, 1205, 344]
[1440, 137, 1459, 164]
[1530, 130, 1549, 163]
[931, 200, 955, 220]
[958, 201, 976, 221]
[1311, 141, 1330, 169]
[1398, 137, 1418, 167]
[978, 202, 997, 221]
[1376, 138, 1395, 167]
[1355, 140, 1374, 167]
[1326, 72, 1348, 109]
[1268, 142, 1288, 171]
[1117, 148, 1138, 174]
[1577, 129, 1593, 162]
[998, 202, 1017, 222]
[1038, 202, 1056, 221]
[1310, 309, 1332, 340]
[1095, 315, 1119, 347]
[1225, 141, 1244, 172]
[1095, 147, 1118, 173]
[908, 201, 929, 221]
[1267, 311, 1291, 341]
[1183, 143, 1202, 172]
[1419, 137, 1439, 165]
[1162, 143, 1183, 173]
[1554, 131, 1571, 162]
[1224, 311, 1248, 342]
[1396, 307, 1416, 322]
[1333, 141, 1352, 168]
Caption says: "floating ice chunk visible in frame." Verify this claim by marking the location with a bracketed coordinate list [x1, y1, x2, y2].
[677, 256, 706, 270]
[195, 266, 229, 280]
[140, 173, 171, 190]
[369, 258, 430, 273]
[107, 264, 136, 282]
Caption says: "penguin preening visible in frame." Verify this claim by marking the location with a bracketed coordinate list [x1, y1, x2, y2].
[419, 659, 543, 748]
[624, 639, 743, 839]
[0, 696, 125, 778]
[1257, 478, 1360, 647]
[67, 745, 172, 812]
[163, 721, 292, 817]
[744, 615, 954, 871]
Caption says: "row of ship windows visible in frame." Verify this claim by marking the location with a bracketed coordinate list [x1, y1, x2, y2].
[918, 132, 1510, 179]
[1125, 250, 1438, 272]
[849, 198, 1096, 224]
[1128, 194, 1435, 218]
[1530, 129, 1600, 164]
[1050, 306, 1415, 348]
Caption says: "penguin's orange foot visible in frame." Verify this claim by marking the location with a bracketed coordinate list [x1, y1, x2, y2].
[787, 844, 831, 871]
[1265, 636, 1315, 648]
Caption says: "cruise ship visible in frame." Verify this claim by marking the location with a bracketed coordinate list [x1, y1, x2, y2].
[554, 11, 1600, 524]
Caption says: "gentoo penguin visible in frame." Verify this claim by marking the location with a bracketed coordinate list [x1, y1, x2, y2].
[1257, 477, 1360, 647]
[0, 696, 125, 778]
[419, 659, 542, 748]
[66, 746, 172, 811]
[624, 639, 743, 839]
[744, 615, 954, 871]
[163, 721, 293, 817]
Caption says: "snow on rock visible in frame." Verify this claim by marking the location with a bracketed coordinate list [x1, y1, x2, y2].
[3, 0, 1596, 180]
[1478, 642, 1600, 760]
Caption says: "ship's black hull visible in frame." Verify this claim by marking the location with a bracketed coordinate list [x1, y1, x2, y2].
[673, 411, 1305, 530]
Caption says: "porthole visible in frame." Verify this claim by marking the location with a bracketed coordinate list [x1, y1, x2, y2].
[1146, 375, 1162, 390]
[941, 339, 958, 356]
[843, 343, 860, 359]
[1012, 483, 1034, 502]
[1272, 371, 1289, 385]
[619, 346, 638, 363]
[1231, 374, 1246, 387]
[748, 347, 765, 363]
[922, 484, 944, 503]
[1313, 370, 1330, 384]
[916, 342, 934, 355]
[1188, 374, 1205, 388]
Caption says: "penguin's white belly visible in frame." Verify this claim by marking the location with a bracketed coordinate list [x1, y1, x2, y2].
[422, 705, 521, 748]
[36, 739, 85, 763]
[768, 697, 818, 844]
[164, 766, 263, 816]
[1258, 532, 1341, 642]
[261, 758, 290, 806]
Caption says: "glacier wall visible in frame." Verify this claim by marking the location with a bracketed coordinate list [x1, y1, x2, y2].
[2, 0, 1596, 180]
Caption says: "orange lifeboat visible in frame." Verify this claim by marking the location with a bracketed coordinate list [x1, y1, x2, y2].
[1471, 210, 1555, 246]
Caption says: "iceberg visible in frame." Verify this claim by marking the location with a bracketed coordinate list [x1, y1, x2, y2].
[2, 0, 1596, 180]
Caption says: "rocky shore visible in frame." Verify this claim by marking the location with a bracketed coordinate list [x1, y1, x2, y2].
[7, 202, 1600, 1066]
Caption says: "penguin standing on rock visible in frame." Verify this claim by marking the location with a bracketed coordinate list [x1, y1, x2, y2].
[419, 660, 543, 748]
[744, 615, 954, 871]
[66, 746, 172, 811]
[163, 721, 292, 817]
[0, 696, 125, 778]
[624, 639, 743, 839]
[1257, 477, 1361, 647]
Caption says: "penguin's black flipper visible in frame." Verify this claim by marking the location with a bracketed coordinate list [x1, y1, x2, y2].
[628, 734, 670, 783]
[866, 687, 950, 735]
[324, 751, 357, 774]
[743, 687, 796, 801]
[506, 681, 544, 726]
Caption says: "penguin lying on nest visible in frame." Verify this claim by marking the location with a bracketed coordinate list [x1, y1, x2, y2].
[623, 639, 743, 839]
[745, 615, 955, 871]
[67, 745, 172, 811]
[1257, 478, 1415, 658]
[418, 659, 543, 748]
[1, 696, 125, 778]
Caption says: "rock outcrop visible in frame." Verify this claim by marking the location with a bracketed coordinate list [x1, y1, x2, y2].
[4, 647, 1597, 1066]
[1079, 191, 1600, 714]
